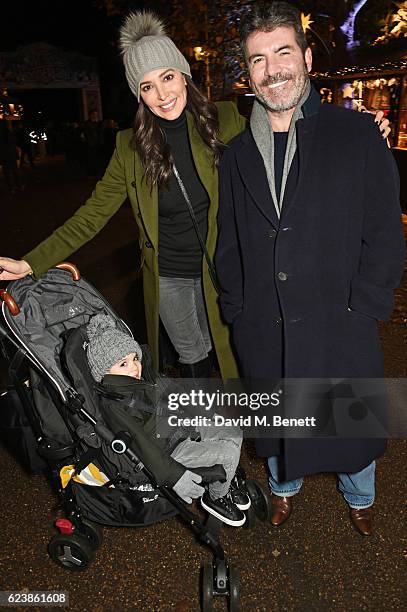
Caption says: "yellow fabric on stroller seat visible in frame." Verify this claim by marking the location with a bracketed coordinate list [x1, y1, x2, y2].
[60, 463, 111, 489]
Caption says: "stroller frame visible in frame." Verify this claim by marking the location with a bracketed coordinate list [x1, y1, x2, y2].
[0, 264, 272, 610]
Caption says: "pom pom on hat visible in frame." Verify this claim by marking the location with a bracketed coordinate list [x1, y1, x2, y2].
[119, 11, 166, 50]
[86, 313, 142, 382]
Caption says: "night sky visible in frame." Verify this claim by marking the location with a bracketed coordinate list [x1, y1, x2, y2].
[0, 1, 171, 53]
[2, 1, 119, 54]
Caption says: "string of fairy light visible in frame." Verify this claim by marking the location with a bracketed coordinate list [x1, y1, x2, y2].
[311, 59, 407, 80]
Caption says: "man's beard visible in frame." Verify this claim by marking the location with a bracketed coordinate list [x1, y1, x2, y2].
[253, 66, 309, 112]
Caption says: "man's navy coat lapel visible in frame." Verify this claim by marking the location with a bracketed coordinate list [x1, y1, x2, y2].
[280, 114, 318, 219]
[235, 135, 280, 229]
[281, 86, 321, 217]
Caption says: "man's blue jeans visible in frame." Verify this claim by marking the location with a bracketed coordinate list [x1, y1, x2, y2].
[268, 456, 375, 509]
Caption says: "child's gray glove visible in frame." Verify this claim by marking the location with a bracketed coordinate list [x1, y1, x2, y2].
[173, 470, 204, 503]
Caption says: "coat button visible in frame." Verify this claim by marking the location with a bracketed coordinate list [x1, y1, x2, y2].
[277, 272, 288, 281]
[145, 240, 152, 248]
[131, 180, 136, 188]
[268, 229, 277, 238]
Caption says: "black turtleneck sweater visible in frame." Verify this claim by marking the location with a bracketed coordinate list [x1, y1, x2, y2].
[157, 112, 209, 278]
[274, 131, 289, 202]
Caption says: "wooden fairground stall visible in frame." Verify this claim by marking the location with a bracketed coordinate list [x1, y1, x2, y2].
[313, 58, 407, 212]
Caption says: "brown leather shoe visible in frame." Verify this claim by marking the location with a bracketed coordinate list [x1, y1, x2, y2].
[350, 506, 373, 536]
[270, 494, 293, 526]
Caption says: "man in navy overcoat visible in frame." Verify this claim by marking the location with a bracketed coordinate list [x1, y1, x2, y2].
[215, 1, 405, 535]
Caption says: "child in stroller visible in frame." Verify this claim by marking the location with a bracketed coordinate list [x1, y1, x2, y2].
[83, 313, 251, 527]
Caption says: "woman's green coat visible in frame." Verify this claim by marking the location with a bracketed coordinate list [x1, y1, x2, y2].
[24, 102, 246, 378]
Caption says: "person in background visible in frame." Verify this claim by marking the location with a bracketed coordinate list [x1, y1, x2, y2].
[15, 122, 35, 168]
[0, 120, 23, 194]
[82, 109, 104, 178]
[101, 118, 119, 167]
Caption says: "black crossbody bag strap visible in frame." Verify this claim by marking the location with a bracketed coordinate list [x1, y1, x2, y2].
[172, 163, 221, 295]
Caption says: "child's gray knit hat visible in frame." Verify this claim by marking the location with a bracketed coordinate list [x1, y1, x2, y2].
[86, 314, 142, 382]
[119, 11, 191, 101]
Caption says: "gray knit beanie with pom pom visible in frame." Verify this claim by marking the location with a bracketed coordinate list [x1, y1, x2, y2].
[119, 11, 191, 101]
[86, 314, 142, 382]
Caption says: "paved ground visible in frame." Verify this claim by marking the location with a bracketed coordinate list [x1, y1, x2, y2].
[0, 157, 406, 611]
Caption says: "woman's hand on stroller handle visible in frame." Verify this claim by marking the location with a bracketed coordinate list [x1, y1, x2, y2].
[173, 470, 204, 504]
[0, 257, 33, 281]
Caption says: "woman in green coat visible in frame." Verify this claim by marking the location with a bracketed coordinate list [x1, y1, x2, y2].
[0, 11, 245, 379]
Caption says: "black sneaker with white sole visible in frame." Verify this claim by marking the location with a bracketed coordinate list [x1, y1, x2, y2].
[230, 483, 251, 510]
[229, 468, 251, 510]
[201, 491, 246, 527]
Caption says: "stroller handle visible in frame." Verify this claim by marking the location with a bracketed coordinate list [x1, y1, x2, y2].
[55, 262, 81, 281]
[0, 289, 20, 316]
[0, 263, 80, 316]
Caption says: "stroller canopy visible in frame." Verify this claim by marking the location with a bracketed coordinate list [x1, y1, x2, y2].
[1, 268, 132, 401]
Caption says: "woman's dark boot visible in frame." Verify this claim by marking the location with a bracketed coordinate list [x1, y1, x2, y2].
[179, 356, 212, 378]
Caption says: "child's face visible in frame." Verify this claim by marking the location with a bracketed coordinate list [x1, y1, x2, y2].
[107, 352, 142, 379]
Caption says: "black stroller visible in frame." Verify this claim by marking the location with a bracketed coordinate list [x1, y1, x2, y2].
[0, 264, 271, 611]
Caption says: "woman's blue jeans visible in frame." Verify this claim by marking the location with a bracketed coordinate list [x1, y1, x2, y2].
[159, 276, 212, 364]
[268, 456, 376, 509]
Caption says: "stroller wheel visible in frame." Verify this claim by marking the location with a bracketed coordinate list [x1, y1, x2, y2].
[79, 519, 103, 550]
[242, 503, 257, 530]
[201, 563, 214, 611]
[228, 565, 241, 612]
[48, 534, 94, 571]
[245, 480, 272, 522]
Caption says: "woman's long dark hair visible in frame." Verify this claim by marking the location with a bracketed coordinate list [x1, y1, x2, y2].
[132, 77, 226, 190]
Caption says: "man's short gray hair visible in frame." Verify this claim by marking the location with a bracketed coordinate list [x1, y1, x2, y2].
[240, 1, 309, 61]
